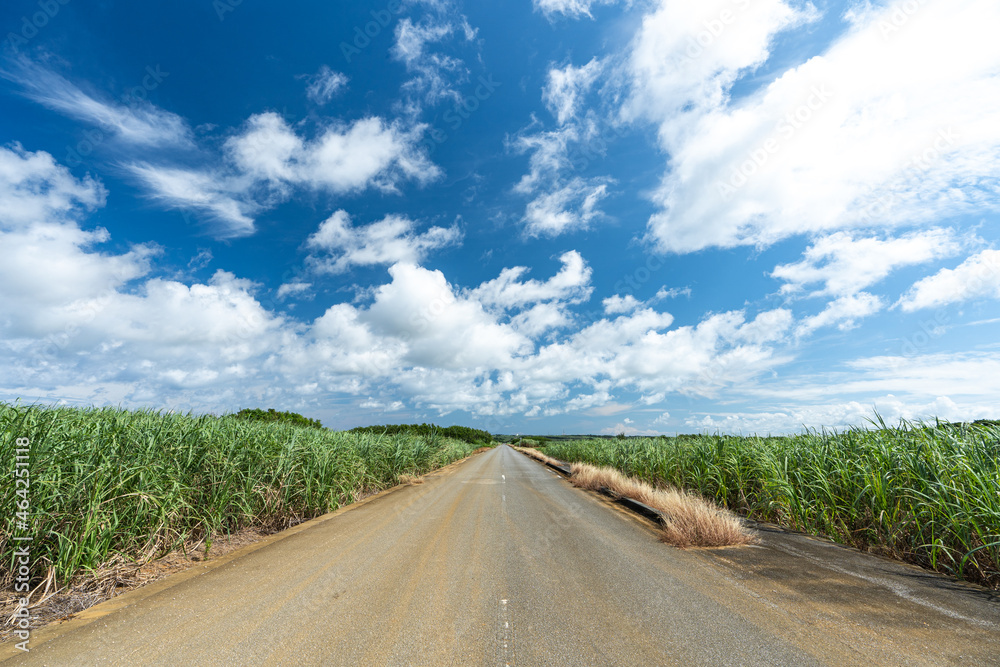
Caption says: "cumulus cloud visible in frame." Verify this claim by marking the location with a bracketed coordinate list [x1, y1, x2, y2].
[773, 229, 962, 298]
[795, 292, 883, 337]
[0, 147, 285, 414]
[305, 210, 462, 274]
[602, 294, 641, 314]
[626, 0, 1000, 253]
[225, 112, 441, 194]
[897, 249, 1000, 311]
[1, 145, 802, 424]
[0, 144, 106, 227]
[471, 250, 592, 310]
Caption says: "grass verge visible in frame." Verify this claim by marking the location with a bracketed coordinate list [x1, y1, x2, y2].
[540, 419, 1000, 589]
[513, 446, 753, 547]
[0, 403, 487, 629]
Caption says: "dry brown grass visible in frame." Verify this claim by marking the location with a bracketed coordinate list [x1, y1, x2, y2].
[513, 446, 563, 467]
[569, 463, 755, 548]
[398, 474, 424, 485]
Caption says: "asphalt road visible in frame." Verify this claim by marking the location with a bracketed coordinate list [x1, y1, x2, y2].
[4, 445, 999, 666]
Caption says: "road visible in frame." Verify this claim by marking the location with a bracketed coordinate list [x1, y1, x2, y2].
[4, 445, 999, 665]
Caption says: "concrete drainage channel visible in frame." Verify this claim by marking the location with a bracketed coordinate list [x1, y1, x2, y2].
[532, 455, 666, 525]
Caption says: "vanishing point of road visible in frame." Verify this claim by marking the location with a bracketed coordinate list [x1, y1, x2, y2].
[4, 445, 999, 666]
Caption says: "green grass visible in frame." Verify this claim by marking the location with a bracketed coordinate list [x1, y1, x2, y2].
[541, 419, 1000, 589]
[0, 403, 484, 590]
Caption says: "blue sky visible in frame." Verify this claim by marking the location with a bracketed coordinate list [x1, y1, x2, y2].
[1, 0, 998, 435]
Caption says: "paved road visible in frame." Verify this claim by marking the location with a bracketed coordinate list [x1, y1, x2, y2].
[4, 445, 1000, 665]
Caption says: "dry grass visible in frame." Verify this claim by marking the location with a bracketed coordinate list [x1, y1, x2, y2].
[569, 463, 755, 548]
[513, 446, 563, 467]
[398, 474, 424, 485]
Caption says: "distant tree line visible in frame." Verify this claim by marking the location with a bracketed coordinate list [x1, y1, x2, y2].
[234, 408, 323, 430]
[349, 423, 493, 445]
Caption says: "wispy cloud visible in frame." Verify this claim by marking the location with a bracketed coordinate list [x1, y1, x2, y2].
[2, 57, 193, 148]
[304, 65, 349, 105]
[534, 0, 619, 20]
[128, 163, 257, 237]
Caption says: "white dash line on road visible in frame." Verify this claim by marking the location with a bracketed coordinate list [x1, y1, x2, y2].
[497, 598, 514, 666]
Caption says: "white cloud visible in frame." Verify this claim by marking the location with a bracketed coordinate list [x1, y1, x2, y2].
[305, 65, 348, 104]
[685, 394, 993, 435]
[129, 163, 256, 236]
[773, 229, 962, 298]
[654, 286, 691, 300]
[534, 0, 618, 20]
[602, 294, 641, 314]
[544, 58, 602, 125]
[305, 210, 462, 274]
[224, 112, 441, 194]
[795, 292, 882, 337]
[724, 349, 1000, 432]
[277, 282, 313, 300]
[304, 117, 441, 192]
[392, 12, 476, 107]
[3, 58, 192, 148]
[0, 147, 285, 412]
[897, 249, 1000, 311]
[2, 145, 803, 422]
[224, 112, 303, 186]
[0, 144, 106, 227]
[522, 307, 793, 399]
[523, 177, 610, 237]
[512, 124, 579, 193]
[626, 0, 1000, 253]
[470, 250, 592, 311]
[511, 95, 614, 237]
[132, 113, 441, 236]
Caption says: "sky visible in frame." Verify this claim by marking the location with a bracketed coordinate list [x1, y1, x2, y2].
[1, 0, 998, 436]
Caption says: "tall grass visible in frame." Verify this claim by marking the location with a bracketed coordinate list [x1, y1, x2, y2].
[0, 403, 482, 592]
[541, 420, 1000, 589]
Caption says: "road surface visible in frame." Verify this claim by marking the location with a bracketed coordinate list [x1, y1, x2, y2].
[4, 445, 999, 665]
